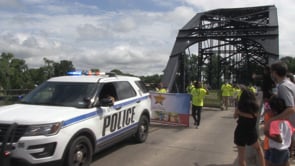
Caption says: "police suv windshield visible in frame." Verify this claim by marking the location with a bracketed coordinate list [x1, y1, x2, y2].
[20, 81, 98, 108]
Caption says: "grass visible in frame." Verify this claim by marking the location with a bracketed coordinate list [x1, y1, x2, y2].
[204, 90, 222, 108]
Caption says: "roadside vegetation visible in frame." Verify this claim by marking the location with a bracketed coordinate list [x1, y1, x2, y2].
[1, 52, 295, 106]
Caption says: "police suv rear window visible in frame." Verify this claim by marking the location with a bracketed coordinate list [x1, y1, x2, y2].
[115, 81, 136, 100]
[135, 81, 148, 93]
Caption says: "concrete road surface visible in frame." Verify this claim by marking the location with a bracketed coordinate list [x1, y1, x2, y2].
[90, 107, 295, 166]
[91, 108, 239, 166]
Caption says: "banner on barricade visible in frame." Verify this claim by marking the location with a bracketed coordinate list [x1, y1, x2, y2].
[150, 92, 190, 127]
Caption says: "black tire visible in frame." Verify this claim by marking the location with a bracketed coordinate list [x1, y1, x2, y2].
[64, 136, 93, 166]
[134, 115, 149, 143]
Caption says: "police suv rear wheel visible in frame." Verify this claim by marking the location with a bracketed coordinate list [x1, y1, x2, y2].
[64, 136, 93, 166]
[134, 115, 149, 143]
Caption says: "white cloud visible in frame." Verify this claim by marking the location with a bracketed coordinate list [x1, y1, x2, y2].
[0, 0, 294, 76]
[0, 0, 21, 8]
[77, 24, 113, 41]
[184, 0, 274, 10]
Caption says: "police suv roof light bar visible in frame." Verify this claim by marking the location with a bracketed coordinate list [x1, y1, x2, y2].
[67, 71, 116, 77]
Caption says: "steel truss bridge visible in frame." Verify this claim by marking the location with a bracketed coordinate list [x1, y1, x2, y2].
[162, 5, 279, 92]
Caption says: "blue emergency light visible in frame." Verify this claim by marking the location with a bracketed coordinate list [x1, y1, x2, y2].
[67, 70, 114, 76]
[67, 71, 83, 76]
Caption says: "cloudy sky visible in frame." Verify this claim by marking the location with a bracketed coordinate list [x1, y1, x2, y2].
[0, 0, 294, 76]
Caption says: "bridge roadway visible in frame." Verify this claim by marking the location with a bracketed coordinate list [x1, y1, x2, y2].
[90, 107, 293, 166]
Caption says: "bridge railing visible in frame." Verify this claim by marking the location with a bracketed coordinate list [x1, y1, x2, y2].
[0, 89, 32, 105]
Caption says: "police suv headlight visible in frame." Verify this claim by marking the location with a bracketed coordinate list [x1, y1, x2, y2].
[24, 122, 62, 136]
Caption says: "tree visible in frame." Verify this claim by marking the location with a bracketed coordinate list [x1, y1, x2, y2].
[110, 69, 134, 76]
[90, 68, 100, 73]
[140, 74, 161, 83]
[10, 58, 30, 89]
[281, 56, 295, 74]
[0, 53, 78, 90]
[28, 68, 48, 86]
[204, 54, 219, 89]
[0, 52, 36, 91]
[111, 69, 124, 75]
[140, 74, 162, 90]
[43, 58, 55, 79]
[0, 53, 33, 89]
[54, 60, 75, 76]
[0, 52, 14, 90]
[185, 53, 198, 83]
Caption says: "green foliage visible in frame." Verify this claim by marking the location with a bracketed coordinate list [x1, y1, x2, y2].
[204, 54, 220, 89]
[0, 52, 76, 90]
[54, 60, 75, 76]
[185, 53, 221, 89]
[185, 53, 199, 82]
[203, 90, 221, 107]
[90, 68, 100, 73]
[281, 56, 295, 73]
[5, 50, 295, 94]
[140, 74, 162, 91]
[0, 53, 32, 89]
[110, 69, 134, 76]
[110, 69, 124, 75]
[140, 74, 162, 84]
[0, 52, 165, 91]
[0, 53, 13, 89]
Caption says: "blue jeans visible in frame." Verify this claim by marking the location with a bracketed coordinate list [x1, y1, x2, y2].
[265, 148, 289, 164]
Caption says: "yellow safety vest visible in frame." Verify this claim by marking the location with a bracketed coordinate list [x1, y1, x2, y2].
[158, 88, 167, 93]
[191, 87, 207, 106]
[221, 83, 232, 97]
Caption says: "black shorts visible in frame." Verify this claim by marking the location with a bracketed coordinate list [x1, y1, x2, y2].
[234, 127, 258, 146]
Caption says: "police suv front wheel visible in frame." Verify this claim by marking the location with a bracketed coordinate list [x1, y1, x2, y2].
[64, 136, 93, 166]
[134, 115, 149, 143]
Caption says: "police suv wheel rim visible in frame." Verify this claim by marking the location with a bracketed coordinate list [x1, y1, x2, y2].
[68, 136, 92, 166]
[73, 144, 88, 165]
[139, 124, 146, 137]
[139, 119, 148, 139]
[75, 150, 84, 163]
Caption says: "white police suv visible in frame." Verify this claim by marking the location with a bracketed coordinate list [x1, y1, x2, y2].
[0, 72, 151, 166]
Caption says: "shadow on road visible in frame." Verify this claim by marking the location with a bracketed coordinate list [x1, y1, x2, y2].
[92, 139, 135, 163]
[206, 164, 234, 166]
[220, 115, 235, 119]
[150, 123, 187, 129]
[192, 146, 239, 166]
[203, 157, 238, 166]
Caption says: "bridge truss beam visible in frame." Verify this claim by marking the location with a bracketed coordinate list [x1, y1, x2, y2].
[162, 5, 279, 92]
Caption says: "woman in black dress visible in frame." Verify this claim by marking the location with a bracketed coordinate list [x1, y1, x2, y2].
[234, 87, 265, 166]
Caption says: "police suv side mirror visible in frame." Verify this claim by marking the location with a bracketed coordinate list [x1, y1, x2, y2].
[98, 98, 114, 107]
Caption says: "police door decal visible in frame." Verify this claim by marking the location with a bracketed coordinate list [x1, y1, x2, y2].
[102, 106, 135, 136]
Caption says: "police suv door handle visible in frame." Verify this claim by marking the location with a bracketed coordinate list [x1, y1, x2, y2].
[136, 100, 141, 103]
[115, 106, 122, 110]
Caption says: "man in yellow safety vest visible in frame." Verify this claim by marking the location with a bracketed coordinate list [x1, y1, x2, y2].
[221, 81, 232, 110]
[190, 81, 208, 128]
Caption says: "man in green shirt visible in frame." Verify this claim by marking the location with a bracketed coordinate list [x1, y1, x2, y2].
[190, 81, 208, 128]
[221, 81, 233, 110]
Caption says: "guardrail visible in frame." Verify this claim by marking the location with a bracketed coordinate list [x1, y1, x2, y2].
[0, 89, 32, 105]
